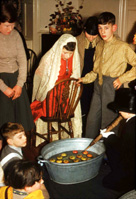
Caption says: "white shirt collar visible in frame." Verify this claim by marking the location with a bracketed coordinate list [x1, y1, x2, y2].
[9, 145, 23, 155]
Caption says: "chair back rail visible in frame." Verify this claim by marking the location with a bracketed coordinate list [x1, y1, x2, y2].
[45, 78, 83, 121]
[25, 49, 38, 101]
[36, 78, 83, 143]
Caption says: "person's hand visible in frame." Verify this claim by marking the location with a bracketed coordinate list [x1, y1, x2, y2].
[3, 87, 15, 98]
[100, 128, 115, 138]
[113, 78, 122, 90]
[12, 85, 22, 100]
[76, 78, 83, 85]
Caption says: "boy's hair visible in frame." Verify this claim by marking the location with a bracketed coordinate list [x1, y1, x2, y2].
[5, 160, 43, 189]
[63, 42, 76, 51]
[98, 12, 115, 25]
[84, 16, 98, 35]
[0, 122, 24, 140]
[0, 1, 18, 23]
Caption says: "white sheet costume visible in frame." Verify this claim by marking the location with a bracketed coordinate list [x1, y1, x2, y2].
[32, 34, 82, 145]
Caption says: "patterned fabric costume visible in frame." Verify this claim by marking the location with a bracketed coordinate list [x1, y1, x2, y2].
[31, 34, 82, 145]
[31, 55, 73, 121]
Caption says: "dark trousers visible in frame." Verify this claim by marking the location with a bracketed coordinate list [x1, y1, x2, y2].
[85, 76, 120, 139]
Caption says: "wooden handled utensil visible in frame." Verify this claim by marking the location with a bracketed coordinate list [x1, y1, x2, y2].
[84, 115, 123, 151]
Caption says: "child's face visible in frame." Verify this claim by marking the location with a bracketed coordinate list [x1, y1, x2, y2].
[8, 131, 27, 147]
[61, 47, 74, 60]
[98, 23, 116, 42]
[0, 22, 15, 35]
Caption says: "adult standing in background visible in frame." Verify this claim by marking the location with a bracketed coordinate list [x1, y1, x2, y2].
[76, 16, 100, 136]
[0, 1, 34, 135]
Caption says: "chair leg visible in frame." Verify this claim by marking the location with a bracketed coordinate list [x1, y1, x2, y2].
[25, 129, 36, 148]
[68, 121, 74, 138]
[25, 131, 31, 148]
[48, 122, 53, 142]
[30, 129, 36, 147]
[58, 122, 61, 140]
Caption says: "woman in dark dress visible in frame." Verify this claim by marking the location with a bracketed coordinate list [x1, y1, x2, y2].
[0, 2, 34, 134]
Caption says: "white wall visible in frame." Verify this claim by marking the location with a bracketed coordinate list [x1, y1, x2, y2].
[79, 0, 119, 19]
[125, 0, 136, 46]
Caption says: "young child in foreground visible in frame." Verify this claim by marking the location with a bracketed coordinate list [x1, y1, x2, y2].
[78, 12, 136, 139]
[0, 159, 50, 199]
[0, 122, 27, 171]
[100, 88, 135, 192]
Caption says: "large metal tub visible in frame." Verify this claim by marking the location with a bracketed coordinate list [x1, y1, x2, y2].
[38, 138, 105, 184]
[119, 190, 136, 199]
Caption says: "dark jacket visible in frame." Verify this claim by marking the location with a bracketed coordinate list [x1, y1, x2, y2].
[0, 145, 23, 170]
[103, 116, 136, 192]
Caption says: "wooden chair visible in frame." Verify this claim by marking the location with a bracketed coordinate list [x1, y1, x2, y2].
[35, 78, 83, 143]
[25, 49, 38, 102]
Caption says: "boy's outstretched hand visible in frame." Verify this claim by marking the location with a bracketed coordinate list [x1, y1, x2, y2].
[113, 78, 122, 89]
[76, 78, 83, 85]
